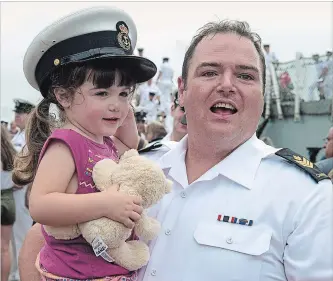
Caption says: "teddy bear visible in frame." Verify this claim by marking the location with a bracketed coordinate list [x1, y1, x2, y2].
[44, 149, 172, 271]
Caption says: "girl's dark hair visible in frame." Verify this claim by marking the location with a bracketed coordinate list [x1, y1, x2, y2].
[1, 126, 16, 171]
[13, 59, 137, 185]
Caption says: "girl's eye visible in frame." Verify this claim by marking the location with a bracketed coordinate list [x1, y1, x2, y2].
[237, 73, 254, 80]
[96, 91, 108, 97]
[120, 91, 129, 97]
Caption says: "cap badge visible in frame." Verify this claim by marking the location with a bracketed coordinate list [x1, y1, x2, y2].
[116, 21, 131, 51]
[54, 58, 60, 66]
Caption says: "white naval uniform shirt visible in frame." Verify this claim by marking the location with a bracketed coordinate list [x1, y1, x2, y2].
[11, 130, 25, 152]
[138, 135, 333, 281]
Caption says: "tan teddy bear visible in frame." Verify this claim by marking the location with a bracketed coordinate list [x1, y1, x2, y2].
[44, 149, 172, 271]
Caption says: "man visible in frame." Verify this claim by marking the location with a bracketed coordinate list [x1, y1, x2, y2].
[137, 91, 161, 124]
[137, 78, 161, 107]
[11, 99, 35, 151]
[163, 90, 187, 142]
[9, 121, 19, 139]
[157, 57, 174, 118]
[20, 20, 333, 281]
[322, 50, 333, 100]
[135, 110, 148, 150]
[316, 126, 333, 175]
[137, 47, 144, 57]
[309, 54, 326, 100]
[1, 120, 9, 131]
[10, 98, 35, 281]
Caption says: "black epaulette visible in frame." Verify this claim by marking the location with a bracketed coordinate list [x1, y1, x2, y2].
[275, 148, 330, 183]
[138, 141, 163, 154]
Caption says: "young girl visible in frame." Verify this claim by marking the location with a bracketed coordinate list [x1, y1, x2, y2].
[13, 7, 157, 281]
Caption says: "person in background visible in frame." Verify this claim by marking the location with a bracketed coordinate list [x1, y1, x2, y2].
[163, 89, 187, 142]
[1, 120, 9, 130]
[316, 126, 333, 175]
[138, 91, 161, 124]
[10, 98, 35, 281]
[1, 126, 19, 281]
[137, 47, 144, 57]
[135, 110, 149, 150]
[146, 121, 168, 143]
[137, 78, 161, 107]
[9, 121, 20, 139]
[157, 57, 174, 119]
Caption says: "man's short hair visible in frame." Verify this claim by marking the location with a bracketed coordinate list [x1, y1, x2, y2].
[181, 20, 266, 93]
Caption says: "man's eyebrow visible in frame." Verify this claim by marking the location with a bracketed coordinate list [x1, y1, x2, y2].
[196, 62, 259, 73]
[196, 62, 221, 69]
[236, 64, 259, 73]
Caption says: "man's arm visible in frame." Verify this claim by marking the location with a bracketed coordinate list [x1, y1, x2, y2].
[19, 223, 45, 281]
[284, 179, 333, 280]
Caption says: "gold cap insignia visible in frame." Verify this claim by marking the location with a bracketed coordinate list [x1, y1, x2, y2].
[116, 21, 131, 51]
[54, 58, 60, 66]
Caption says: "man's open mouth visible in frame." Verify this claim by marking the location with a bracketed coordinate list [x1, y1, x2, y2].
[210, 102, 238, 115]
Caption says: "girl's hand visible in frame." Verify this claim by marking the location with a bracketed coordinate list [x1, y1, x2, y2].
[112, 106, 140, 154]
[102, 185, 143, 229]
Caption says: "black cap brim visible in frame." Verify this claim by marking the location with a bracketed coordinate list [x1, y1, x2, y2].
[38, 53, 157, 96]
[77, 54, 157, 83]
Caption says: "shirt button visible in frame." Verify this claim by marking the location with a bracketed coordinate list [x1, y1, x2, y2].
[165, 229, 171, 235]
[151, 269, 157, 276]
[180, 191, 186, 198]
[226, 237, 233, 244]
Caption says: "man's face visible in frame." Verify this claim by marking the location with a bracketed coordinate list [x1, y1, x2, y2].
[324, 128, 333, 158]
[178, 33, 264, 144]
[14, 112, 29, 130]
[10, 122, 17, 131]
[171, 103, 187, 136]
[136, 121, 146, 134]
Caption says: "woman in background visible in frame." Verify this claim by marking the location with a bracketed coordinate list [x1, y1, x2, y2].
[1, 126, 19, 281]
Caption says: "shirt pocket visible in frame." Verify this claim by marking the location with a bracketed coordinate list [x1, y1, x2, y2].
[194, 221, 272, 255]
[188, 221, 272, 280]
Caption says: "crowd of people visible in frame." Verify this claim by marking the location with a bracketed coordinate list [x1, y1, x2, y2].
[1, 5, 332, 281]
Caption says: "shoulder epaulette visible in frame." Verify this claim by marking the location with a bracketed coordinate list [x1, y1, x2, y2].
[138, 141, 163, 154]
[275, 148, 330, 183]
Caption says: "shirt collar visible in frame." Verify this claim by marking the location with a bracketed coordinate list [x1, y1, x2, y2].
[159, 134, 278, 189]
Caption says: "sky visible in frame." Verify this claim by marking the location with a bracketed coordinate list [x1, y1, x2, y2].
[1, 1, 332, 122]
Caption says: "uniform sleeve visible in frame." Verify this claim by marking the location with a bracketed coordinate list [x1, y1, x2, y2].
[284, 179, 333, 281]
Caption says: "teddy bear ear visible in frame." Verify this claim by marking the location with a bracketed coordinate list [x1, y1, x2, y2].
[165, 179, 173, 194]
[92, 159, 117, 191]
[121, 149, 139, 160]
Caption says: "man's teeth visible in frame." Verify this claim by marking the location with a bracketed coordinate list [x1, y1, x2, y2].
[213, 102, 236, 110]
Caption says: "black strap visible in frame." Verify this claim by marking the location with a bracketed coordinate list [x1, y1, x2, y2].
[275, 148, 330, 183]
[138, 141, 163, 154]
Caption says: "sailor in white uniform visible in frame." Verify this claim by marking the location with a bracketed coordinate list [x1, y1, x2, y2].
[156, 57, 174, 118]
[137, 24, 332, 281]
[11, 99, 35, 152]
[10, 99, 35, 281]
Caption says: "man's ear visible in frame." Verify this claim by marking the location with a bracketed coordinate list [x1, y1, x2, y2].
[54, 88, 71, 108]
[177, 76, 186, 107]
